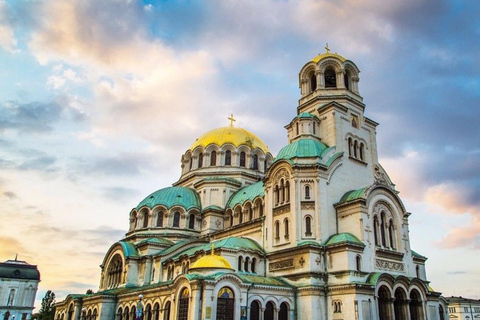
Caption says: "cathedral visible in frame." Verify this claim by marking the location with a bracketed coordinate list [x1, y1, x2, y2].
[55, 51, 448, 320]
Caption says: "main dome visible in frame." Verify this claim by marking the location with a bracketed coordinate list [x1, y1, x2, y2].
[190, 127, 269, 152]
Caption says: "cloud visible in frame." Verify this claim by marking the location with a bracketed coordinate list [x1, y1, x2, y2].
[3, 191, 17, 199]
[0, 236, 29, 258]
[0, 1, 17, 53]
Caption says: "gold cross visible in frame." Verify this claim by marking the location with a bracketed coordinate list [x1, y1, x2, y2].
[228, 114, 236, 127]
[325, 43, 330, 54]
[211, 243, 215, 255]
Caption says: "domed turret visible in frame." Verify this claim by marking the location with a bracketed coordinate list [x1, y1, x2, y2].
[189, 245, 234, 274]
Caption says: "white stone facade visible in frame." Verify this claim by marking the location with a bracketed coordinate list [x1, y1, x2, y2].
[0, 259, 40, 320]
[55, 52, 446, 320]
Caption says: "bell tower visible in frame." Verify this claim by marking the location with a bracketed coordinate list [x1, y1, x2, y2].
[297, 47, 379, 166]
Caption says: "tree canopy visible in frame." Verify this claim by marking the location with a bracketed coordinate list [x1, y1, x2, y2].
[38, 291, 56, 320]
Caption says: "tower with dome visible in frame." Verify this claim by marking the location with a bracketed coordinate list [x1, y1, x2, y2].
[55, 51, 447, 320]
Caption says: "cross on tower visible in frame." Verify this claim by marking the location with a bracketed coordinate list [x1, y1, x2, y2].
[325, 43, 330, 54]
[228, 114, 236, 127]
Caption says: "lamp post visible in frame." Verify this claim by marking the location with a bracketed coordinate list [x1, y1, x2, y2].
[136, 295, 144, 320]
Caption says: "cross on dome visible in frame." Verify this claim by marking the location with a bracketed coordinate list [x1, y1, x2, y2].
[228, 114, 236, 127]
[325, 43, 330, 54]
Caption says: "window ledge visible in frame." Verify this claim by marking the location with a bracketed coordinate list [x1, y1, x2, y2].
[349, 156, 368, 166]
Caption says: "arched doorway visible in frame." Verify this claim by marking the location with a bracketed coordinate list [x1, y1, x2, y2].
[216, 287, 235, 320]
[264, 301, 274, 320]
[394, 288, 408, 320]
[439, 305, 445, 320]
[409, 289, 424, 320]
[279, 302, 288, 320]
[378, 285, 391, 320]
[249, 301, 260, 320]
[178, 288, 189, 320]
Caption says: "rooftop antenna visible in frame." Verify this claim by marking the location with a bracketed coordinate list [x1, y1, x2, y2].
[14, 253, 18, 261]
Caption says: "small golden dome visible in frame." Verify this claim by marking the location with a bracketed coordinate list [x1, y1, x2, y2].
[190, 254, 234, 270]
[190, 126, 269, 152]
[311, 52, 346, 63]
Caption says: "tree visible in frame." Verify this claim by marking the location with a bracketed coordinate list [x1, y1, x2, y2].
[38, 291, 56, 320]
[85, 289, 93, 295]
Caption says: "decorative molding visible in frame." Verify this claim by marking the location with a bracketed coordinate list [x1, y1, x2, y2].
[269, 258, 294, 271]
[301, 201, 315, 210]
[375, 259, 404, 272]
[273, 203, 291, 216]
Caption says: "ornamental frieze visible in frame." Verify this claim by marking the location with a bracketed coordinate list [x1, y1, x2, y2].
[375, 258, 404, 272]
[273, 203, 291, 216]
[269, 258, 294, 271]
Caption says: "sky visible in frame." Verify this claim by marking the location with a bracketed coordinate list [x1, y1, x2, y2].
[0, 0, 479, 309]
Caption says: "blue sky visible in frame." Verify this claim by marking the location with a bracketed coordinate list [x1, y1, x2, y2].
[1, 0, 479, 308]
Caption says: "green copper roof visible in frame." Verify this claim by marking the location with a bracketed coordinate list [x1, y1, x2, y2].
[226, 181, 264, 208]
[170, 237, 264, 261]
[274, 138, 328, 163]
[119, 241, 139, 257]
[297, 240, 324, 248]
[159, 240, 196, 256]
[136, 186, 201, 211]
[324, 233, 365, 247]
[337, 187, 368, 205]
[297, 112, 320, 120]
[136, 238, 173, 246]
[236, 273, 291, 287]
[411, 250, 427, 259]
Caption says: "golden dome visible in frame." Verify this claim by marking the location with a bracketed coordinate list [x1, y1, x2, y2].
[311, 52, 346, 63]
[190, 126, 269, 152]
[190, 254, 234, 270]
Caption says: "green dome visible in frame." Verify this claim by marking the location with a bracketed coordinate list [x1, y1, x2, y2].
[136, 187, 201, 211]
[275, 138, 328, 162]
[226, 181, 264, 209]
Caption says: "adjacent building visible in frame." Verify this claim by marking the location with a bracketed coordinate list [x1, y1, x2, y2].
[0, 258, 40, 320]
[446, 297, 480, 320]
[55, 51, 448, 320]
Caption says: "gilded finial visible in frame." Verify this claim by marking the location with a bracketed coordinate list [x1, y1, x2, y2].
[325, 43, 330, 54]
[228, 114, 236, 127]
[211, 243, 215, 255]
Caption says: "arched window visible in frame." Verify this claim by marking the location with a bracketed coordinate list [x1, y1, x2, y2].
[248, 207, 253, 220]
[143, 211, 149, 228]
[281, 179, 285, 203]
[173, 212, 181, 228]
[380, 212, 387, 247]
[106, 254, 123, 288]
[344, 72, 350, 90]
[296, 122, 299, 135]
[238, 209, 243, 224]
[388, 220, 395, 249]
[68, 305, 74, 320]
[285, 181, 290, 202]
[238, 256, 243, 271]
[157, 212, 163, 227]
[124, 307, 129, 320]
[130, 306, 135, 320]
[359, 143, 364, 161]
[225, 150, 231, 165]
[348, 137, 353, 157]
[178, 288, 189, 320]
[198, 153, 203, 168]
[284, 219, 289, 238]
[353, 140, 358, 158]
[305, 185, 310, 199]
[416, 265, 420, 278]
[324, 68, 336, 88]
[251, 258, 256, 274]
[373, 216, 380, 246]
[217, 288, 235, 320]
[259, 203, 264, 216]
[210, 151, 217, 166]
[378, 286, 390, 320]
[310, 72, 317, 92]
[356, 255, 362, 271]
[439, 305, 445, 320]
[117, 308, 122, 320]
[275, 220, 280, 239]
[131, 212, 137, 231]
[145, 305, 152, 320]
[229, 214, 233, 227]
[188, 214, 195, 229]
[305, 216, 312, 236]
[244, 257, 250, 272]
[313, 122, 316, 135]
[189, 158, 192, 170]
[163, 301, 171, 320]
[409, 289, 424, 320]
[153, 303, 159, 320]
[274, 185, 279, 205]
[240, 151, 246, 167]
[394, 288, 408, 320]
[253, 154, 259, 170]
